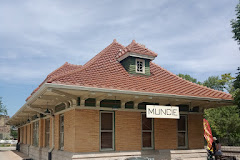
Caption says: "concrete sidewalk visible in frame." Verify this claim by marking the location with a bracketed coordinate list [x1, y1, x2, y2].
[0, 146, 16, 151]
[0, 150, 31, 160]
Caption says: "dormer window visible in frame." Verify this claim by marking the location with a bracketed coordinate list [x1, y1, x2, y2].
[136, 58, 145, 74]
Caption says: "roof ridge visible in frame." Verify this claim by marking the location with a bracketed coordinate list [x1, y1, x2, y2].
[151, 62, 232, 98]
[117, 40, 158, 59]
[129, 40, 158, 56]
[46, 62, 69, 79]
[47, 63, 82, 81]
[48, 39, 124, 83]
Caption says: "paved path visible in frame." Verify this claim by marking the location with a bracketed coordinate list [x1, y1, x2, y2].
[0, 147, 30, 160]
[0, 146, 16, 151]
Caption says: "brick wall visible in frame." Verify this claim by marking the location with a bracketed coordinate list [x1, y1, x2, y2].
[74, 109, 99, 152]
[154, 118, 178, 149]
[188, 114, 204, 149]
[39, 119, 44, 147]
[64, 109, 75, 152]
[115, 111, 141, 151]
[54, 114, 60, 150]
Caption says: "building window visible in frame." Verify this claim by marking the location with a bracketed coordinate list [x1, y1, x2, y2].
[178, 115, 188, 148]
[55, 103, 66, 113]
[59, 114, 64, 150]
[125, 101, 134, 109]
[138, 102, 159, 110]
[85, 98, 96, 107]
[100, 99, 121, 108]
[142, 113, 153, 149]
[136, 58, 145, 73]
[33, 121, 39, 147]
[45, 119, 50, 147]
[100, 111, 114, 151]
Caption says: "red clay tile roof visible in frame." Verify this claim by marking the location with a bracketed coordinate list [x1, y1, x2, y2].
[116, 40, 158, 60]
[26, 62, 81, 101]
[45, 40, 232, 100]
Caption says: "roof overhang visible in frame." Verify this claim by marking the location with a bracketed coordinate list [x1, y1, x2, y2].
[7, 83, 233, 126]
[117, 52, 156, 62]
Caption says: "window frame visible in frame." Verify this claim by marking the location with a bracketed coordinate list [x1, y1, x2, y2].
[136, 58, 145, 74]
[141, 113, 154, 149]
[100, 111, 115, 151]
[177, 115, 188, 149]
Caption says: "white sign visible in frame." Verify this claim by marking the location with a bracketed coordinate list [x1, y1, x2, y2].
[146, 105, 180, 119]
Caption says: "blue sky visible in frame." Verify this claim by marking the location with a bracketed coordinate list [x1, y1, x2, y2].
[0, 0, 240, 117]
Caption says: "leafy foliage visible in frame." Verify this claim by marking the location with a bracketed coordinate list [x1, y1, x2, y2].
[202, 74, 235, 93]
[178, 72, 240, 145]
[0, 97, 8, 115]
[233, 67, 240, 111]
[10, 128, 18, 140]
[231, 1, 240, 46]
[205, 106, 240, 145]
[203, 76, 225, 91]
[177, 73, 202, 84]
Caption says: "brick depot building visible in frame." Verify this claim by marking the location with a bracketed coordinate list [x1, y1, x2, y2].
[8, 40, 232, 160]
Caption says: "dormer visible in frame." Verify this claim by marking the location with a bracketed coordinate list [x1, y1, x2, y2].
[117, 40, 157, 76]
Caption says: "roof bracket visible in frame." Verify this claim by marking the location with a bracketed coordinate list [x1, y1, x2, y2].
[27, 105, 50, 116]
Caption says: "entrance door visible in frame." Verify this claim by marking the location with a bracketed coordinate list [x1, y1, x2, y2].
[178, 115, 188, 148]
[100, 111, 114, 151]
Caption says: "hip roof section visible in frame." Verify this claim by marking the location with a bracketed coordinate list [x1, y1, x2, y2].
[43, 40, 232, 100]
[26, 62, 82, 101]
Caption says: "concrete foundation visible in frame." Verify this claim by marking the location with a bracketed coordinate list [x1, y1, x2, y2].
[19, 144, 208, 160]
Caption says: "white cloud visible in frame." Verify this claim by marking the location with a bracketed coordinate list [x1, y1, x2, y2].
[0, 0, 239, 85]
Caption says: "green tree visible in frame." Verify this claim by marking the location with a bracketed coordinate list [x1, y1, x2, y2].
[177, 73, 202, 84]
[205, 106, 240, 145]
[10, 128, 18, 140]
[203, 73, 240, 145]
[233, 67, 240, 112]
[219, 73, 235, 93]
[0, 97, 7, 115]
[203, 76, 225, 91]
[231, 1, 240, 46]
[179, 72, 240, 145]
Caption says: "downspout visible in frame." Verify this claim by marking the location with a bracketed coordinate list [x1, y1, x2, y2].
[48, 110, 55, 160]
